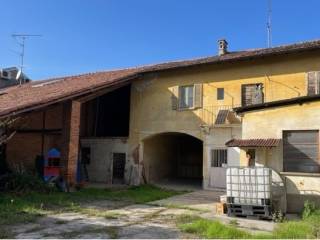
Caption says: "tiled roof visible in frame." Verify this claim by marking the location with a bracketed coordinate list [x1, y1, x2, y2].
[225, 138, 281, 147]
[0, 68, 140, 118]
[1, 39, 320, 118]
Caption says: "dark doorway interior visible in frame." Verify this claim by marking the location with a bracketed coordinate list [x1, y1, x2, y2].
[143, 133, 203, 187]
[112, 153, 126, 184]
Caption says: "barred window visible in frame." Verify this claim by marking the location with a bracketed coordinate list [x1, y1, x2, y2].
[211, 149, 228, 167]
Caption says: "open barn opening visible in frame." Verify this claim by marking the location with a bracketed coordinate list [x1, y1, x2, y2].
[79, 85, 131, 184]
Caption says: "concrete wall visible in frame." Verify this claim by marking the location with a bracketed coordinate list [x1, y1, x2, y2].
[80, 138, 128, 183]
[241, 101, 320, 212]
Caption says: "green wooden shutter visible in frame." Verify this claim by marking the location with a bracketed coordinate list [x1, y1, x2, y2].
[194, 84, 202, 108]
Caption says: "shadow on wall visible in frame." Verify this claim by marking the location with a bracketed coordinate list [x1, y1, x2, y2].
[142, 132, 203, 184]
[285, 176, 320, 213]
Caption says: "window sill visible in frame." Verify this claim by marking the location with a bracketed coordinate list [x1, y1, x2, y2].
[280, 172, 320, 177]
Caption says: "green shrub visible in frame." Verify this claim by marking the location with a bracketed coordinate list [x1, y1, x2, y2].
[302, 200, 317, 219]
[0, 173, 54, 193]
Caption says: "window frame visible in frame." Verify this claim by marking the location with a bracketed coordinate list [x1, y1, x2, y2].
[178, 85, 195, 110]
[241, 83, 264, 107]
[211, 149, 228, 168]
[217, 88, 224, 100]
[283, 130, 320, 173]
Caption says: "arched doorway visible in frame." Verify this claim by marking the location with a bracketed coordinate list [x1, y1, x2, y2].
[143, 132, 203, 188]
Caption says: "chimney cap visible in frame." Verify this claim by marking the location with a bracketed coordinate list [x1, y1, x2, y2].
[218, 39, 228, 56]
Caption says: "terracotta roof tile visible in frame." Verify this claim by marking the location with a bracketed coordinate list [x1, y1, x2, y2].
[0, 68, 140, 117]
[225, 138, 281, 147]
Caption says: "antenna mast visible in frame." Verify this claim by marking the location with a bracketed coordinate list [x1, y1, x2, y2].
[267, 0, 272, 47]
[11, 34, 42, 85]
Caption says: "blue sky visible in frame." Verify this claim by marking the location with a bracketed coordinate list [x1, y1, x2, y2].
[1, 0, 320, 80]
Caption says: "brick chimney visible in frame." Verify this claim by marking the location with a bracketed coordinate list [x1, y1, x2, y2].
[218, 39, 228, 56]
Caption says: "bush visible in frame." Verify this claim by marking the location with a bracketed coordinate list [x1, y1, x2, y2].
[302, 200, 316, 219]
[0, 173, 54, 193]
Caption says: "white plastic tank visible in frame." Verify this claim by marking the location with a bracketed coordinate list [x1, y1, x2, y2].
[226, 167, 271, 205]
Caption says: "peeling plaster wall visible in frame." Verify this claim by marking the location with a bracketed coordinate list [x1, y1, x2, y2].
[80, 138, 128, 183]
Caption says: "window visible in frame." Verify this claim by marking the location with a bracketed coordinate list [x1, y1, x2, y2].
[283, 130, 319, 173]
[179, 85, 194, 109]
[307, 72, 320, 95]
[241, 83, 264, 106]
[217, 88, 224, 100]
[172, 84, 202, 110]
[211, 149, 228, 167]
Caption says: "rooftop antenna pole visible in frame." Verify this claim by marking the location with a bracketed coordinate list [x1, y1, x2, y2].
[11, 34, 42, 85]
[267, 0, 272, 48]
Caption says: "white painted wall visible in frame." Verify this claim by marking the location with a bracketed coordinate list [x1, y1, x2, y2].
[204, 126, 241, 189]
[81, 138, 128, 183]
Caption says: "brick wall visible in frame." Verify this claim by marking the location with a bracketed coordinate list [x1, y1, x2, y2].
[6, 104, 63, 172]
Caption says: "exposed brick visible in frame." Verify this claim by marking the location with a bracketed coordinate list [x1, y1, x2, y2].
[6, 105, 63, 172]
[61, 100, 81, 186]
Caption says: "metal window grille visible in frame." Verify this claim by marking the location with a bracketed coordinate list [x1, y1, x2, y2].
[211, 149, 228, 167]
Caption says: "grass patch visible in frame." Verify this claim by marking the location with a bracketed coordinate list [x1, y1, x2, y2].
[177, 211, 320, 239]
[177, 215, 251, 239]
[0, 184, 181, 226]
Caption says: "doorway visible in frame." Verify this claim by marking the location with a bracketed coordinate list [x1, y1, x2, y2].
[112, 153, 126, 184]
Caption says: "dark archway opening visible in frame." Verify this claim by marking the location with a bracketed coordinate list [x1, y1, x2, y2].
[143, 132, 203, 188]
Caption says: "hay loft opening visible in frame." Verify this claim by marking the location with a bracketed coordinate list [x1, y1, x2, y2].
[80, 84, 131, 137]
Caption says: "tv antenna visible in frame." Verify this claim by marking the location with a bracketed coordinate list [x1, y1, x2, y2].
[11, 33, 42, 85]
[267, 0, 272, 47]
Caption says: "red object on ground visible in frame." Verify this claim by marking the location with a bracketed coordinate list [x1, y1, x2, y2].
[44, 166, 60, 177]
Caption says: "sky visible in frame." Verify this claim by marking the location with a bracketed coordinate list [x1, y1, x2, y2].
[1, 0, 320, 80]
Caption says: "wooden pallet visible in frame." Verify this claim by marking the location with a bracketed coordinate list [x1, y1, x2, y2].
[227, 204, 271, 219]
